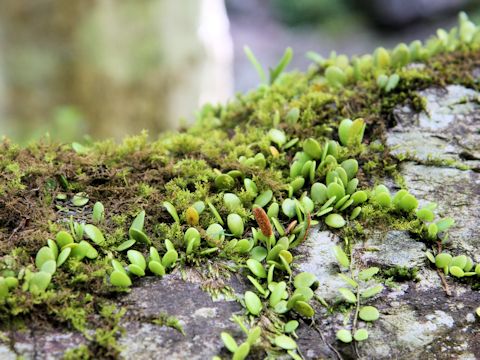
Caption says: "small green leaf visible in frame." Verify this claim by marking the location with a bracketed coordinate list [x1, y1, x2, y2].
[56, 231, 74, 248]
[35, 247, 55, 269]
[353, 328, 369, 341]
[358, 267, 380, 281]
[232, 341, 250, 360]
[116, 239, 136, 251]
[148, 261, 166, 276]
[56, 247, 71, 267]
[127, 250, 146, 270]
[84, 224, 106, 246]
[29, 271, 52, 293]
[163, 202, 180, 223]
[359, 306, 380, 321]
[92, 201, 105, 224]
[110, 270, 132, 287]
[333, 245, 350, 268]
[274, 335, 297, 350]
[325, 214, 346, 228]
[72, 192, 89, 207]
[244, 291, 263, 315]
[361, 284, 384, 299]
[162, 249, 178, 269]
[336, 329, 352, 343]
[246, 259, 266, 279]
[221, 332, 238, 353]
[293, 272, 317, 289]
[339, 288, 357, 303]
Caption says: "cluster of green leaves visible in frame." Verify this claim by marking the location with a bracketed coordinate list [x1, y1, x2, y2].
[309, 12, 480, 90]
[333, 246, 383, 344]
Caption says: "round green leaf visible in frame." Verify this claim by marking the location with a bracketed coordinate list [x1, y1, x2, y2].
[333, 245, 350, 268]
[35, 247, 55, 269]
[254, 190, 273, 208]
[227, 214, 244, 238]
[325, 214, 346, 228]
[359, 306, 380, 321]
[55, 231, 74, 248]
[353, 328, 369, 341]
[339, 288, 357, 303]
[29, 271, 52, 293]
[336, 329, 352, 343]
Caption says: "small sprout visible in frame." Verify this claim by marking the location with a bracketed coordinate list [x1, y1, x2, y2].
[227, 214, 244, 238]
[359, 306, 380, 322]
[336, 329, 352, 343]
[112, 259, 127, 274]
[353, 328, 369, 341]
[333, 245, 350, 268]
[350, 206, 362, 220]
[185, 227, 201, 254]
[92, 201, 105, 224]
[338, 273, 358, 288]
[247, 326, 261, 345]
[244, 291, 263, 315]
[185, 207, 199, 226]
[339, 288, 357, 303]
[116, 239, 136, 251]
[428, 223, 438, 239]
[254, 190, 273, 208]
[425, 251, 435, 263]
[234, 239, 251, 253]
[416, 208, 435, 222]
[373, 46, 391, 68]
[274, 335, 297, 350]
[163, 202, 180, 223]
[325, 213, 346, 228]
[72, 192, 89, 207]
[84, 224, 106, 246]
[338, 118, 365, 147]
[110, 270, 132, 287]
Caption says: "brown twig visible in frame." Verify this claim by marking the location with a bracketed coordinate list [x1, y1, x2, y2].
[436, 268, 452, 296]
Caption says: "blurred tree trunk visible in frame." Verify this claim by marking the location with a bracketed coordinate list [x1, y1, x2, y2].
[0, 0, 233, 140]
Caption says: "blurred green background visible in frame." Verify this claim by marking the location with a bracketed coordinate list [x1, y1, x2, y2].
[0, 0, 478, 143]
